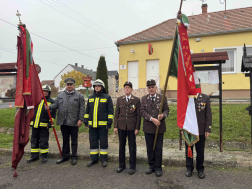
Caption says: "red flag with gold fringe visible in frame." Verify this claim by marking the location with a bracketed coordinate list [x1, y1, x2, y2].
[12, 25, 43, 176]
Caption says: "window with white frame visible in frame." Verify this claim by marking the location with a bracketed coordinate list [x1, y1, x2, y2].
[215, 49, 235, 73]
[247, 47, 252, 56]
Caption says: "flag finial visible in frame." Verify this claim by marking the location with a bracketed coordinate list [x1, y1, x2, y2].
[16, 10, 24, 26]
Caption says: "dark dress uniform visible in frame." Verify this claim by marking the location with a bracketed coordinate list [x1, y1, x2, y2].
[29, 89, 56, 160]
[140, 83, 169, 173]
[114, 93, 141, 170]
[185, 93, 212, 173]
[84, 84, 114, 164]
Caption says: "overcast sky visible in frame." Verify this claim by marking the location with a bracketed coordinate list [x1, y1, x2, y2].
[0, 0, 251, 81]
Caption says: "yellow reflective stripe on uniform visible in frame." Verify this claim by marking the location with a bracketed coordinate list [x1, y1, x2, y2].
[84, 114, 89, 118]
[108, 115, 114, 119]
[34, 100, 44, 128]
[88, 121, 92, 125]
[90, 149, 99, 155]
[47, 102, 51, 105]
[39, 122, 48, 127]
[93, 97, 99, 128]
[89, 98, 94, 102]
[98, 121, 107, 125]
[31, 148, 40, 153]
[30, 121, 34, 125]
[40, 149, 49, 153]
[100, 98, 107, 103]
[100, 149, 108, 155]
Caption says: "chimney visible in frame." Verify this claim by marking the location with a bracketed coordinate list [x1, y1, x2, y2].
[81, 65, 84, 68]
[75, 63, 78, 67]
[202, 4, 208, 14]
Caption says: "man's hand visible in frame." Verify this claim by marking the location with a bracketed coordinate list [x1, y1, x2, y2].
[158, 114, 164, 121]
[205, 132, 210, 138]
[134, 129, 139, 136]
[114, 128, 118, 135]
[151, 118, 160, 127]
[180, 130, 183, 135]
[47, 122, 52, 129]
[77, 120, 82, 127]
[44, 105, 50, 111]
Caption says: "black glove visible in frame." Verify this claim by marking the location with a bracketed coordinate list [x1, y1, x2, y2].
[47, 122, 52, 128]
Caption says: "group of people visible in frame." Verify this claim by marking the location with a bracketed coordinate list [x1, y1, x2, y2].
[27, 77, 212, 179]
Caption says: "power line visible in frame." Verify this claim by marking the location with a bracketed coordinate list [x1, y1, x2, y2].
[0, 48, 65, 66]
[50, 0, 119, 40]
[38, 0, 117, 41]
[0, 46, 115, 52]
[0, 19, 118, 66]
[1, 48, 117, 69]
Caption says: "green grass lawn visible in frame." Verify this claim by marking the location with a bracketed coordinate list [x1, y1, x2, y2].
[1, 104, 251, 142]
[0, 133, 13, 148]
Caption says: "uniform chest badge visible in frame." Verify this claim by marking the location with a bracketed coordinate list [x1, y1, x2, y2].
[156, 103, 161, 109]
[197, 102, 206, 111]
[130, 105, 136, 113]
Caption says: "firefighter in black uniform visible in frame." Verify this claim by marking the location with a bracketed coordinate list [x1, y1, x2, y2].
[27, 85, 56, 164]
[84, 79, 114, 167]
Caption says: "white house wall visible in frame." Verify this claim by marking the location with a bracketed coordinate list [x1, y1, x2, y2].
[54, 65, 74, 88]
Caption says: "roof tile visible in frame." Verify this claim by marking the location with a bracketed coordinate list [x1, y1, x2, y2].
[117, 7, 252, 44]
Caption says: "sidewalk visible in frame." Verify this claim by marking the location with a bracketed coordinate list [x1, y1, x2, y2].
[1, 132, 251, 169]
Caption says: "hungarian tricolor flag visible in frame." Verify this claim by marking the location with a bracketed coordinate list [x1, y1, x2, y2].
[169, 15, 201, 158]
[12, 24, 43, 175]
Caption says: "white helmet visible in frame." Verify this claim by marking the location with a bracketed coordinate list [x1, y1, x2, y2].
[93, 79, 105, 88]
[42, 84, 51, 92]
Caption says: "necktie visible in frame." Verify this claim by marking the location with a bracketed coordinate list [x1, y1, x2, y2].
[127, 98, 129, 102]
[151, 97, 155, 104]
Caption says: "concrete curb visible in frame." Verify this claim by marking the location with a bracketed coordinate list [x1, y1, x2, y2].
[0, 148, 245, 169]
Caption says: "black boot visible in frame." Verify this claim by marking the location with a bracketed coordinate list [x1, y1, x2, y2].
[145, 169, 155, 174]
[27, 157, 39, 163]
[56, 158, 69, 164]
[185, 169, 193, 177]
[128, 169, 136, 175]
[86, 161, 98, 167]
[102, 161, 107, 167]
[116, 167, 126, 173]
[41, 157, 47, 164]
[198, 171, 205, 179]
[72, 158, 77, 165]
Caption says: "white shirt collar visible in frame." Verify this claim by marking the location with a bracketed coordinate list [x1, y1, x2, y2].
[125, 94, 132, 100]
[150, 94, 156, 98]
[67, 89, 75, 94]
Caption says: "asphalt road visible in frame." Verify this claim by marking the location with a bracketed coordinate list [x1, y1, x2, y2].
[0, 102, 15, 109]
[0, 154, 252, 189]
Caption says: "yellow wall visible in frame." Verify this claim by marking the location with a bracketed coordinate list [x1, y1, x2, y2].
[118, 31, 252, 90]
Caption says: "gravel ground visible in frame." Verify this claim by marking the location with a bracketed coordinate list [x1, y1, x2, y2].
[0, 154, 252, 189]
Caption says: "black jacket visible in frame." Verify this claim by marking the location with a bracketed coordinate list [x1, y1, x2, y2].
[84, 91, 114, 128]
[30, 96, 56, 128]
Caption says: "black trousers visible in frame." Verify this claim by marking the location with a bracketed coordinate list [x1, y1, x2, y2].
[61, 125, 79, 159]
[145, 132, 164, 171]
[31, 127, 49, 158]
[89, 127, 108, 162]
[185, 135, 205, 172]
[118, 129, 136, 169]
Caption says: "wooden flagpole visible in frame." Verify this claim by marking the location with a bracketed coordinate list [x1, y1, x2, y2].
[153, 25, 178, 151]
[153, 0, 184, 151]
